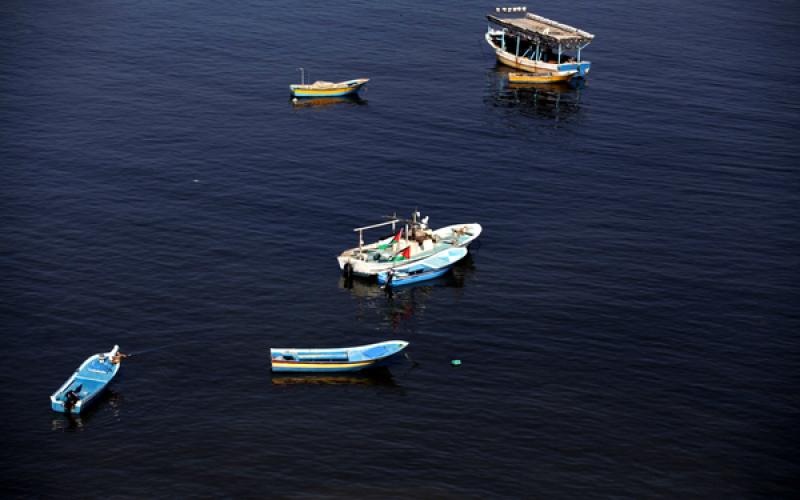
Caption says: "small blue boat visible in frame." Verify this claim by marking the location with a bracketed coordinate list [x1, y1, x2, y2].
[270, 340, 408, 373]
[50, 345, 124, 414]
[377, 247, 468, 287]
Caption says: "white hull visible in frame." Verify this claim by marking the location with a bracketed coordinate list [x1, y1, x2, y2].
[338, 223, 481, 277]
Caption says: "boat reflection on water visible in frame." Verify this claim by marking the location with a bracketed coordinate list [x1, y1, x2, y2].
[50, 390, 123, 431]
[271, 366, 398, 387]
[486, 67, 584, 122]
[290, 94, 367, 110]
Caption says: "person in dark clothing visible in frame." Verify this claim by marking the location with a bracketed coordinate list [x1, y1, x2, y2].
[63, 384, 83, 412]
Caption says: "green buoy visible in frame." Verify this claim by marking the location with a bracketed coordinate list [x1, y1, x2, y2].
[451, 359, 461, 366]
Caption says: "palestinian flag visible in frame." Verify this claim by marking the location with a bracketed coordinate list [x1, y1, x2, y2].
[392, 246, 411, 262]
[378, 229, 403, 250]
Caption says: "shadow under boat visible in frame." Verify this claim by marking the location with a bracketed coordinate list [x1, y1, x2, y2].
[271, 365, 398, 386]
[290, 94, 368, 109]
[486, 65, 585, 121]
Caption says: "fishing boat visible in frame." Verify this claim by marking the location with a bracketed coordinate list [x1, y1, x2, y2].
[508, 71, 575, 84]
[50, 345, 124, 414]
[377, 247, 468, 287]
[485, 7, 594, 78]
[290, 68, 368, 98]
[337, 211, 481, 278]
[270, 340, 409, 373]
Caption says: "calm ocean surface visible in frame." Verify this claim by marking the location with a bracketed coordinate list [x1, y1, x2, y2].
[2, 0, 798, 497]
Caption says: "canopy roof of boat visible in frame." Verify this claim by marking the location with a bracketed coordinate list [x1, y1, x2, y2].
[488, 12, 594, 49]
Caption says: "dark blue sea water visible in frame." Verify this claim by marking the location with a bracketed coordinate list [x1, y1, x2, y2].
[2, 0, 799, 497]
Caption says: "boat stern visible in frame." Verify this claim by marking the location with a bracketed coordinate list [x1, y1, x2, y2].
[50, 396, 85, 414]
[50, 395, 64, 413]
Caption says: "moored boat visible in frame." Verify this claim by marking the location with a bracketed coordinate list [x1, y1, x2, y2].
[50, 345, 124, 414]
[337, 211, 481, 278]
[485, 7, 594, 78]
[508, 71, 575, 84]
[270, 340, 409, 373]
[290, 78, 369, 98]
[377, 247, 468, 287]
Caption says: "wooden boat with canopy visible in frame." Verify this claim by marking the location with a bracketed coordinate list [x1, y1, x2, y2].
[486, 7, 594, 80]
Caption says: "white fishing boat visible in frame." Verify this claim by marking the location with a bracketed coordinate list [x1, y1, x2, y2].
[337, 211, 481, 278]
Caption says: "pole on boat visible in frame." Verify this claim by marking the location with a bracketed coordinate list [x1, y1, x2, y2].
[557, 44, 562, 64]
[298, 67, 305, 85]
[515, 35, 520, 58]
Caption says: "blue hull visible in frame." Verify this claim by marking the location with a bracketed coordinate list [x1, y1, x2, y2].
[51, 388, 105, 414]
[51, 347, 121, 414]
[271, 362, 380, 373]
[377, 266, 451, 287]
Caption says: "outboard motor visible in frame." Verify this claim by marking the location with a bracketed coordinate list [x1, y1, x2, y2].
[384, 270, 394, 291]
[63, 384, 83, 413]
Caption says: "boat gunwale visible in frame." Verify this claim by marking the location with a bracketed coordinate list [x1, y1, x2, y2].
[290, 78, 369, 91]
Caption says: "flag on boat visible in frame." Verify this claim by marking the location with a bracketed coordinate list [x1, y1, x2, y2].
[378, 230, 403, 250]
[392, 246, 411, 261]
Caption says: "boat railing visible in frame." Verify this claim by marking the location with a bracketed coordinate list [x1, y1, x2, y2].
[353, 218, 401, 251]
[352, 219, 400, 233]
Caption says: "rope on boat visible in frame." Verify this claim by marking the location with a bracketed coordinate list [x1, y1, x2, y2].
[125, 339, 206, 357]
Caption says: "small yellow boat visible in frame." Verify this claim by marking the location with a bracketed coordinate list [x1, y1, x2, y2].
[290, 78, 369, 98]
[508, 71, 576, 84]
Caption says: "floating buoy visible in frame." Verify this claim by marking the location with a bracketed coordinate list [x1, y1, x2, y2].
[451, 359, 461, 367]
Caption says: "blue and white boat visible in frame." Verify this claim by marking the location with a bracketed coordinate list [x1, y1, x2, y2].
[338, 210, 481, 278]
[50, 345, 123, 414]
[270, 340, 409, 373]
[377, 247, 468, 287]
